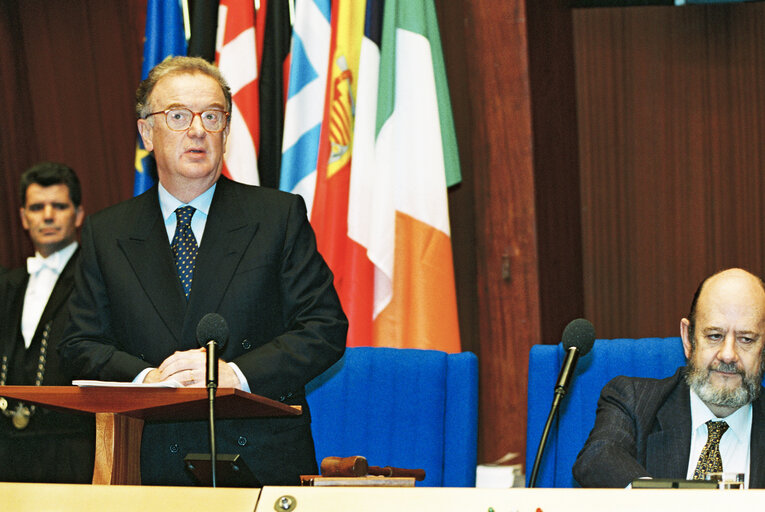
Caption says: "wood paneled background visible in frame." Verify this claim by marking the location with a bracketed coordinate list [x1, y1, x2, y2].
[439, 2, 765, 467]
[3, 0, 765, 475]
[576, 5, 765, 340]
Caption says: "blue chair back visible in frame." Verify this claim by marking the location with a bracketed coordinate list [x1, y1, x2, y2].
[525, 337, 686, 487]
[307, 346, 478, 487]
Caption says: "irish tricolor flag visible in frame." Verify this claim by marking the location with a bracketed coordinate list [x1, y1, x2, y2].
[348, 0, 461, 352]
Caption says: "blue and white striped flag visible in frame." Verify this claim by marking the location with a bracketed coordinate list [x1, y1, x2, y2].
[279, 0, 331, 216]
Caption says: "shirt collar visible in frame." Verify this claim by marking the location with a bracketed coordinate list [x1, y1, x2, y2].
[26, 241, 78, 276]
[690, 387, 752, 441]
[158, 181, 216, 222]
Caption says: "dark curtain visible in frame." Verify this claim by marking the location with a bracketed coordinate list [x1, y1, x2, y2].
[0, 0, 146, 269]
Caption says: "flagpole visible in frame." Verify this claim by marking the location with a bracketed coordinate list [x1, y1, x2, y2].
[181, 0, 191, 45]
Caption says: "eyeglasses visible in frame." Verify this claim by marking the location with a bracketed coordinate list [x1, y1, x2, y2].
[145, 107, 230, 133]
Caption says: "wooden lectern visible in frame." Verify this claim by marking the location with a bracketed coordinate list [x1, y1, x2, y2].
[0, 386, 300, 485]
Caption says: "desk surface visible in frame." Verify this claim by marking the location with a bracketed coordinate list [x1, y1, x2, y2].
[5, 482, 260, 512]
[4, 484, 764, 512]
[256, 487, 765, 512]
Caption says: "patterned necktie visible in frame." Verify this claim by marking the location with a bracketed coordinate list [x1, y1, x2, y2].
[693, 420, 729, 479]
[171, 206, 198, 299]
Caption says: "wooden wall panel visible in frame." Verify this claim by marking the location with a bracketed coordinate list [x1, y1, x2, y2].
[439, 0, 582, 466]
[438, 0, 540, 465]
[527, 1, 585, 345]
[575, 5, 765, 339]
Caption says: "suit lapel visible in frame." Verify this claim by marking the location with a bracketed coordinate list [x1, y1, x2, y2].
[117, 190, 187, 343]
[648, 377, 692, 479]
[182, 178, 259, 342]
[749, 396, 765, 487]
[0, 270, 28, 365]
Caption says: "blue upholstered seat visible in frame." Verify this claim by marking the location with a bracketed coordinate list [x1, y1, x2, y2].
[306, 346, 479, 487]
[525, 337, 687, 487]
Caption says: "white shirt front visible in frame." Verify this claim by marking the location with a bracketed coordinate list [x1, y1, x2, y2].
[157, 181, 214, 245]
[687, 389, 751, 488]
[21, 242, 78, 348]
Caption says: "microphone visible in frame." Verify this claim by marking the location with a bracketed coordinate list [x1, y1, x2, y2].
[528, 318, 596, 488]
[196, 313, 229, 390]
[554, 318, 595, 397]
[195, 313, 229, 488]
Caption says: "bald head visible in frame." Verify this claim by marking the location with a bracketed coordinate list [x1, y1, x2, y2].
[687, 268, 765, 345]
[682, 268, 765, 416]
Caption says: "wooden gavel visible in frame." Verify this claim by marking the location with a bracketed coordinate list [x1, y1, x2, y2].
[320, 456, 426, 481]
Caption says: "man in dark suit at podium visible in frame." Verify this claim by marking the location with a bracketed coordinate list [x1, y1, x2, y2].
[0, 162, 94, 482]
[574, 268, 765, 488]
[59, 56, 347, 486]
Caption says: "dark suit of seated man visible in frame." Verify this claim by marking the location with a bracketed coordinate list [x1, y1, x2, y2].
[59, 56, 347, 486]
[573, 268, 765, 488]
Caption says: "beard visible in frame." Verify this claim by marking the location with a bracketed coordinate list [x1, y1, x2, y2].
[686, 359, 764, 410]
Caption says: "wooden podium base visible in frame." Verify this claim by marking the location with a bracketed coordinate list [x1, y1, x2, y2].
[93, 413, 144, 485]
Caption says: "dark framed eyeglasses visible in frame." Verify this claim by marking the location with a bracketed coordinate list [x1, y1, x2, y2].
[145, 107, 230, 133]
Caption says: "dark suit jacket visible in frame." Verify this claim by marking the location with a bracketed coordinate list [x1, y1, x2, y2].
[59, 177, 347, 485]
[0, 250, 95, 483]
[572, 367, 765, 488]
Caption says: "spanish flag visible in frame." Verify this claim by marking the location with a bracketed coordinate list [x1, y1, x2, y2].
[310, 0, 373, 347]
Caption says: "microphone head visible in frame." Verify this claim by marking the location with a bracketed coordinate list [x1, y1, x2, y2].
[196, 313, 229, 349]
[561, 318, 595, 357]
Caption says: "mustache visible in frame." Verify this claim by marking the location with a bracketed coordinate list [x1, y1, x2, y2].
[712, 361, 744, 374]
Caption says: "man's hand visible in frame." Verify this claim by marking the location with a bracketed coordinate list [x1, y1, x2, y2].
[144, 348, 241, 388]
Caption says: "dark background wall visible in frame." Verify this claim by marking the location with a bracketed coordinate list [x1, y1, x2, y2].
[3, 0, 765, 471]
[0, 0, 143, 263]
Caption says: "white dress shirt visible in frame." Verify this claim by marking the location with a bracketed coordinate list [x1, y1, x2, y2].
[158, 182, 214, 245]
[21, 241, 78, 348]
[686, 389, 751, 488]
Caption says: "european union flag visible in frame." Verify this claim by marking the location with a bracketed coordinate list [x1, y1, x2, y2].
[133, 0, 187, 197]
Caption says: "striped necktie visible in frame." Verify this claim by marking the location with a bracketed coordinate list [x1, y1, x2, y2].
[171, 206, 198, 299]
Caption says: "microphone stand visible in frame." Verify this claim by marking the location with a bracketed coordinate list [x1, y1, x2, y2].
[206, 340, 218, 488]
[528, 346, 580, 488]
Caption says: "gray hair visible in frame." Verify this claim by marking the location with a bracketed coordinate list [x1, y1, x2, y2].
[135, 56, 232, 120]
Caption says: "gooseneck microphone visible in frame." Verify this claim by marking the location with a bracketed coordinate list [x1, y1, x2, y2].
[554, 318, 595, 397]
[528, 318, 595, 488]
[195, 313, 229, 487]
[196, 313, 229, 390]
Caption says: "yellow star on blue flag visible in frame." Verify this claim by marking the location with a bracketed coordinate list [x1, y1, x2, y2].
[133, 0, 186, 196]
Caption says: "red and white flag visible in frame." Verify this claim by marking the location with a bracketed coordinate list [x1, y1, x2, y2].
[215, 0, 267, 185]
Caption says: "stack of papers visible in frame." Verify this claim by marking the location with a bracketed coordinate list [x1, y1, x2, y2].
[72, 380, 182, 388]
